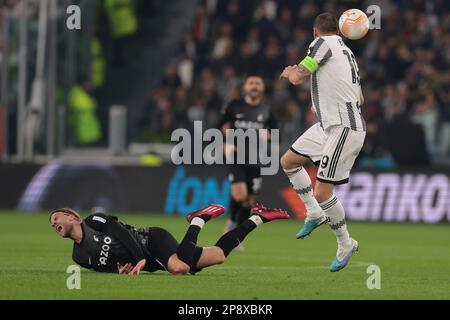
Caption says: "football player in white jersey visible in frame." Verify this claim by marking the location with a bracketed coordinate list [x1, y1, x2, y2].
[279, 12, 366, 272]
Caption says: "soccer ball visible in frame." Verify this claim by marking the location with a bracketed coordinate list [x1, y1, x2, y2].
[339, 9, 369, 40]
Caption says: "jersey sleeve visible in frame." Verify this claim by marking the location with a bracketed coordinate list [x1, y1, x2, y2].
[84, 214, 145, 263]
[265, 110, 278, 130]
[299, 37, 332, 73]
[216, 102, 233, 129]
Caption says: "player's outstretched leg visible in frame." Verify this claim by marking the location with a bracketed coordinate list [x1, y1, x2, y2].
[283, 166, 328, 239]
[191, 205, 289, 271]
[223, 199, 246, 251]
[214, 204, 289, 257]
[176, 204, 225, 269]
[319, 194, 358, 272]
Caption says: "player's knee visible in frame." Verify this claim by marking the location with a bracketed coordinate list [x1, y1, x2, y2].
[280, 153, 292, 170]
[281, 152, 301, 170]
[314, 190, 325, 203]
[314, 186, 333, 203]
[216, 250, 226, 264]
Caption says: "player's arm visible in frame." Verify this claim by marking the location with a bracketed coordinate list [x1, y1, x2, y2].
[261, 110, 278, 140]
[84, 214, 146, 267]
[216, 103, 235, 159]
[280, 64, 311, 85]
[216, 103, 233, 133]
[281, 37, 332, 86]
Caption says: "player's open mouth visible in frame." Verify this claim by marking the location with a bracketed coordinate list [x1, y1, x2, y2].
[57, 225, 63, 233]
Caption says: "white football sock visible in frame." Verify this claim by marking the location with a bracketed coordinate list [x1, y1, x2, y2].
[320, 194, 350, 246]
[284, 167, 322, 218]
[249, 215, 263, 226]
[191, 217, 205, 228]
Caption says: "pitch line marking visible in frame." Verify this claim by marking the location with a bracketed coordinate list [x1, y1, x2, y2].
[214, 261, 375, 271]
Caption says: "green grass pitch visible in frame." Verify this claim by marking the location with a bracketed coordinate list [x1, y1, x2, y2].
[1, 211, 450, 299]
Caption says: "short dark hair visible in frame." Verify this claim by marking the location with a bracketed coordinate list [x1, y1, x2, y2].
[314, 12, 338, 34]
[245, 73, 263, 81]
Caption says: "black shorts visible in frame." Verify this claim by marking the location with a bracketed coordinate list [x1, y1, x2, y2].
[227, 165, 262, 195]
[142, 227, 203, 273]
[142, 227, 178, 272]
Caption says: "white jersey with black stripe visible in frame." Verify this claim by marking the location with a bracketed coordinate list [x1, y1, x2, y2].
[307, 35, 366, 132]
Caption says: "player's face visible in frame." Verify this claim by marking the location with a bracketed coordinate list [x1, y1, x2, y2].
[50, 213, 74, 238]
[244, 77, 264, 99]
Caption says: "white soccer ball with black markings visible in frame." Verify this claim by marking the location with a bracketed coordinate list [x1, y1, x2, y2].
[339, 9, 369, 40]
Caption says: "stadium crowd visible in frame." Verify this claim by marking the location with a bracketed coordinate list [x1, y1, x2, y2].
[145, 0, 450, 167]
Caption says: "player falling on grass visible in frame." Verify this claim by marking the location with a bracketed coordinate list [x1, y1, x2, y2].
[279, 12, 366, 272]
[217, 75, 277, 247]
[49, 204, 288, 275]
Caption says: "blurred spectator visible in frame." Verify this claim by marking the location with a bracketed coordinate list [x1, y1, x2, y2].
[0, 109, 3, 157]
[358, 122, 395, 170]
[91, 37, 106, 88]
[187, 97, 207, 126]
[223, 0, 248, 40]
[217, 65, 240, 103]
[172, 87, 190, 128]
[139, 88, 175, 142]
[162, 64, 182, 91]
[67, 79, 102, 146]
[104, 0, 138, 66]
[258, 35, 283, 81]
[412, 91, 439, 155]
[177, 53, 194, 88]
[211, 22, 233, 60]
[437, 72, 450, 156]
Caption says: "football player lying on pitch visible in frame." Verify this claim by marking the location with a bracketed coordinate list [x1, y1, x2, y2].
[49, 204, 288, 275]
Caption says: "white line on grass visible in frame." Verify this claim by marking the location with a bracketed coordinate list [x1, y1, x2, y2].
[214, 261, 375, 271]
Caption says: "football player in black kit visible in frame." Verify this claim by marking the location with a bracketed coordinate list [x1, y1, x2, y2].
[49, 204, 288, 275]
[217, 75, 277, 240]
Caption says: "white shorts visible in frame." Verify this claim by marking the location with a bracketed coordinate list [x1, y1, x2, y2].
[290, 123, 366, 185]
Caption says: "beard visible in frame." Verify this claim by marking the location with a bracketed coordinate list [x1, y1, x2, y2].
[247, 90, 262, 99]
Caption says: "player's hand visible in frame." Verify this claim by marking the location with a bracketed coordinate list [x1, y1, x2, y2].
[117, 263, 133, 274]
[224, 143, 235, 161]
[129, 259, 146, 276]
[259, 128, 270, 141]
[280, 65, 297, 79]
[288, 69, 304, 85]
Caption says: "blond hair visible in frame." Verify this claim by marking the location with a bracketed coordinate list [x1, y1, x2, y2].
[49, 208, 82, 222]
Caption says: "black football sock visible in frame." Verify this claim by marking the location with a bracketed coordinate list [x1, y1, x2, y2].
[229, 198, 242, 224]
[177, 224, 202, 266]
[189, 246, 204, 275]
[215, 220, 257, 257]
[237, 205, 251, 225]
